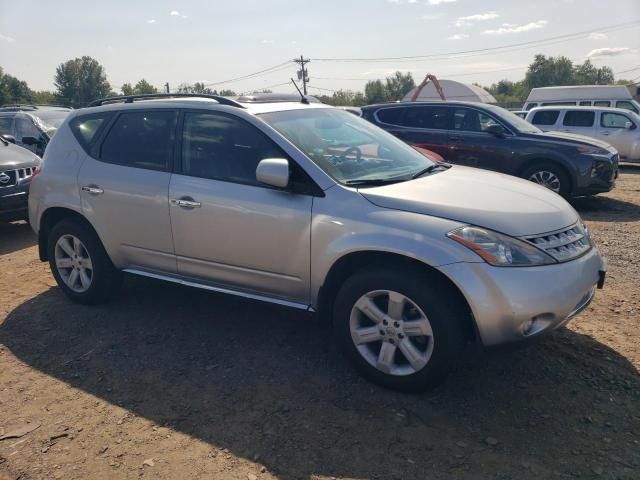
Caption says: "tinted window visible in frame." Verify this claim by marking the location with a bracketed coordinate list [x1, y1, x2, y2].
[563, 111, 595, 127]
[593, 101, 610, 107]
[531, 110, 560, 126]
[70, 113, 112, 152]
[525, 103, 537, 110]
[101, 111, 177, 171]
[453, 108, 500, 132]
[402, 106, 452, 129]
[376, 108, 405, 125]
[0, 116, 13, 135]
[615, 101, 638, 113]
[579, 101, 592, 106]
[15, 116, 41, 141]
[541, 101, 576, 106]
[601, 112, 632, 128]
[181, 112, 284, 186]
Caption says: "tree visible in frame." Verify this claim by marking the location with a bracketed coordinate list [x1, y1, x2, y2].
[524, 55, 574, 89]
[0, 67, 33, 104]
[385, 71, 415, 101]
[218, 89, 236, 96]
[573, 60, 614, 85]
[364, 80, 388, 104]
[121, 79, 157, 95]
[31, 90, 56, 104]
[120, 83, 134, 96]
[54, 56, 111, 107]
[177, 82, 215, 94]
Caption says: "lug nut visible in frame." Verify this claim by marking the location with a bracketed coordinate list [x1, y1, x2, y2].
[382, 319, 388, 326]
[389, 339, 395, 345]
[379, 330, 385, 336]
[398, 333, 405, 339]
[393, 321, 400, 328]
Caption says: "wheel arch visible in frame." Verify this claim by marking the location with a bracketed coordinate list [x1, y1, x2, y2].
[38, 207, 100, 262]
[516, 157, 574, 194]
[316, 250, 478, 342]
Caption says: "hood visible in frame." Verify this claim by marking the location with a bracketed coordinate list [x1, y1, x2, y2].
[359, 166, 578, 237]
[0, 141, 39, 168]
[534, 131, 617, 152]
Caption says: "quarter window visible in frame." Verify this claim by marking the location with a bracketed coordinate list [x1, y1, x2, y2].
[100, 111, 177, 171]
[601, 112, 633, 128]
[563, 111, 595, 127]
[531, 110, 560, 126]
[69, 113, 113, 152]
[615, 101, 638, 113]
[181, 112, 285, 186]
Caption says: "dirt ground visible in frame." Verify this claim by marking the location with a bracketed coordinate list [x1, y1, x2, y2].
[1, 168, 639, 480]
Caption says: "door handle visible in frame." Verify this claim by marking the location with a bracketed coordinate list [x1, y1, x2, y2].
[171, 197, 201, 209]
[81, 185, 104, 195]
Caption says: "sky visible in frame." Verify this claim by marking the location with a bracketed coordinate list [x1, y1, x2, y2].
[1, 0, 639, 96]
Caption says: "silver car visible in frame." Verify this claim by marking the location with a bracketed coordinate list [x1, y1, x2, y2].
[29, 93, 606, 392]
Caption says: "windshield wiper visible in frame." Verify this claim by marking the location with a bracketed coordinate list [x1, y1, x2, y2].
[345, 178, 403, 187]
[411, 163, 450, 179]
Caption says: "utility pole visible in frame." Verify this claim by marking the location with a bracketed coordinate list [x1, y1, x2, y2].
[165, 82, 170, 93]
[293, 55, 310, 95]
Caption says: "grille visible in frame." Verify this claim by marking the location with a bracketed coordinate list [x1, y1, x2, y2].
[525, 223, 592, 262]
[0, 167, 35, 188]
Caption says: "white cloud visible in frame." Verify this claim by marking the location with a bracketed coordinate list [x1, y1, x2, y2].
[169, 10, 188, 19]
[261, 39, 274, 44]
[587, 47, 632, 58]
[0, 33, 16, 43]
[427, 0, 456, 4]
[448, 33, 469, 40]
[147, 19, 156, 24]
[483, 20, 547, 35]
[588, 32, 608, 40]
[455, 11, 499, 27]
[422, 14, 440, 20]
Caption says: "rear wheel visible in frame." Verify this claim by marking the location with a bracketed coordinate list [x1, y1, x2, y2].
[333, 268, 467, 392]
[48, 220, 121, 304]
[522, 163, 570, 197]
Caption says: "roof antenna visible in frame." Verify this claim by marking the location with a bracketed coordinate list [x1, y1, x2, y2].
[290, 78, 309, 104]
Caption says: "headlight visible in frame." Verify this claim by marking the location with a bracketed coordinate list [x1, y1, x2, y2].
[447, 226, 557, 266]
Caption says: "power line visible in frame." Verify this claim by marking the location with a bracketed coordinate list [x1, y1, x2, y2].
[199, 61, 294, 87]
[311, 20, 640, 63]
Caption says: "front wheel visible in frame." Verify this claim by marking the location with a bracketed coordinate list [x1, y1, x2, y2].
[333, 268, 467, 392]
[521, 163, 570, 197]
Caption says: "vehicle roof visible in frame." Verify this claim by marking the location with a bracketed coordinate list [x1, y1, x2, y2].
[527, 105, 638, 114]
[362, 100, 495, 109]
[527, 85, 634, 101]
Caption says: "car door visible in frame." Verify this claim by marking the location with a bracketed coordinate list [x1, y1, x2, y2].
[169, 110, 313, 304]
[446, 106, 514, 172]
[77, 109, 178, 273]
[374, 106, 450, 160]
[560, 110, 596, 137]
[597, 111, 636, 158]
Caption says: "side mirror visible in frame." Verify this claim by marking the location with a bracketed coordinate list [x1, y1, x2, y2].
[21, 136, 40, 146]
[486, 124, 505, 137]
[256, 158, 290, 189]
[1, 134, 16, 144]
[624, 121, 634, 130]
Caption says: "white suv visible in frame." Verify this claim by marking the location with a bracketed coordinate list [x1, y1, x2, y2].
[525, 106, 640, 163]
[29, 93, 606, 392]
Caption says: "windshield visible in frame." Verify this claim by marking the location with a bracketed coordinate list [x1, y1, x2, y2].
[259, 108, 435, 185]
[34, 110, 70, 135]
[481, 103, 542, 134]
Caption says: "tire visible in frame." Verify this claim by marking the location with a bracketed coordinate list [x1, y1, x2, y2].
[47, 219, 121, 304]
[521, 163, 571, 197]
[333, 267, 467, 392]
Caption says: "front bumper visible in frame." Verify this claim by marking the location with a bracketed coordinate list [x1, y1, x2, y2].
[438, 246, 604, 347]
[574, 154, 618, 196]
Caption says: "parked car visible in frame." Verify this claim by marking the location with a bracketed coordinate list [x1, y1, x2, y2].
[525, 106, 640, 163]
[361, 101, 619, 197]
[524, 85, 639, 113]
[0, 136, 40, 222]
[0, 105, 72, 156]
[30, 93, 606, 392]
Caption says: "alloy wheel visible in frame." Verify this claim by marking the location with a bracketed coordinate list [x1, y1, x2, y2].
[528, 170, 561, 193]
[349, 290, 434, 376]
[54, 234, 93, 293]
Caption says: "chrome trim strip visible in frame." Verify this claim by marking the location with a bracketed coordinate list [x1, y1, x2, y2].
[123, 268, 313, 311]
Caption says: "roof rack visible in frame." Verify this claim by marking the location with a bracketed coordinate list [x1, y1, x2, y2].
[86, 93, 245, 108]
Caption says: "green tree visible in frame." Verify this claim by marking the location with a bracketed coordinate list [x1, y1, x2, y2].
[121, 83, 134, 95]
[0, 67, 33, 104]
[218, 89, 236, 96]
[573, 60, 614, 85]
[31, 90, 57, 105]
[364, 79, 388, 104]
[54, 56, 111, 107]
[385, 71, 415, 101]
[524, 55, 574, 89]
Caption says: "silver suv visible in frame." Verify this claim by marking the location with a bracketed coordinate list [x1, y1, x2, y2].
[29, 93, 606, 392]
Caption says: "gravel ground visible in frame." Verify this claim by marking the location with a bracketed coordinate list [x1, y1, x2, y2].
[0, 168, 639, 480]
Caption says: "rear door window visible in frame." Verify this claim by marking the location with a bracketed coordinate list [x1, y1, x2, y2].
[376, 108, 405, 126]
[601, 112, 633, 128]
[563, 111, 595, 127]
[531, 110, 560, 126]
[402, 106, 452, 130]
[100, 110, 177, 171]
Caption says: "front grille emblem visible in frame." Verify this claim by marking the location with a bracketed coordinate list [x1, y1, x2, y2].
[0, 172, 10, 184]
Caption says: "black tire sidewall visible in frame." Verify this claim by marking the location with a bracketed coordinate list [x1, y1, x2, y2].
[522, 163, 571, 197]
[47, 220, 118, 304]
[333, 268, 466, 392]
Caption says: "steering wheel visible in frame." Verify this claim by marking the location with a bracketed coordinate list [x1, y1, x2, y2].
[338, 146, 362, 163]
